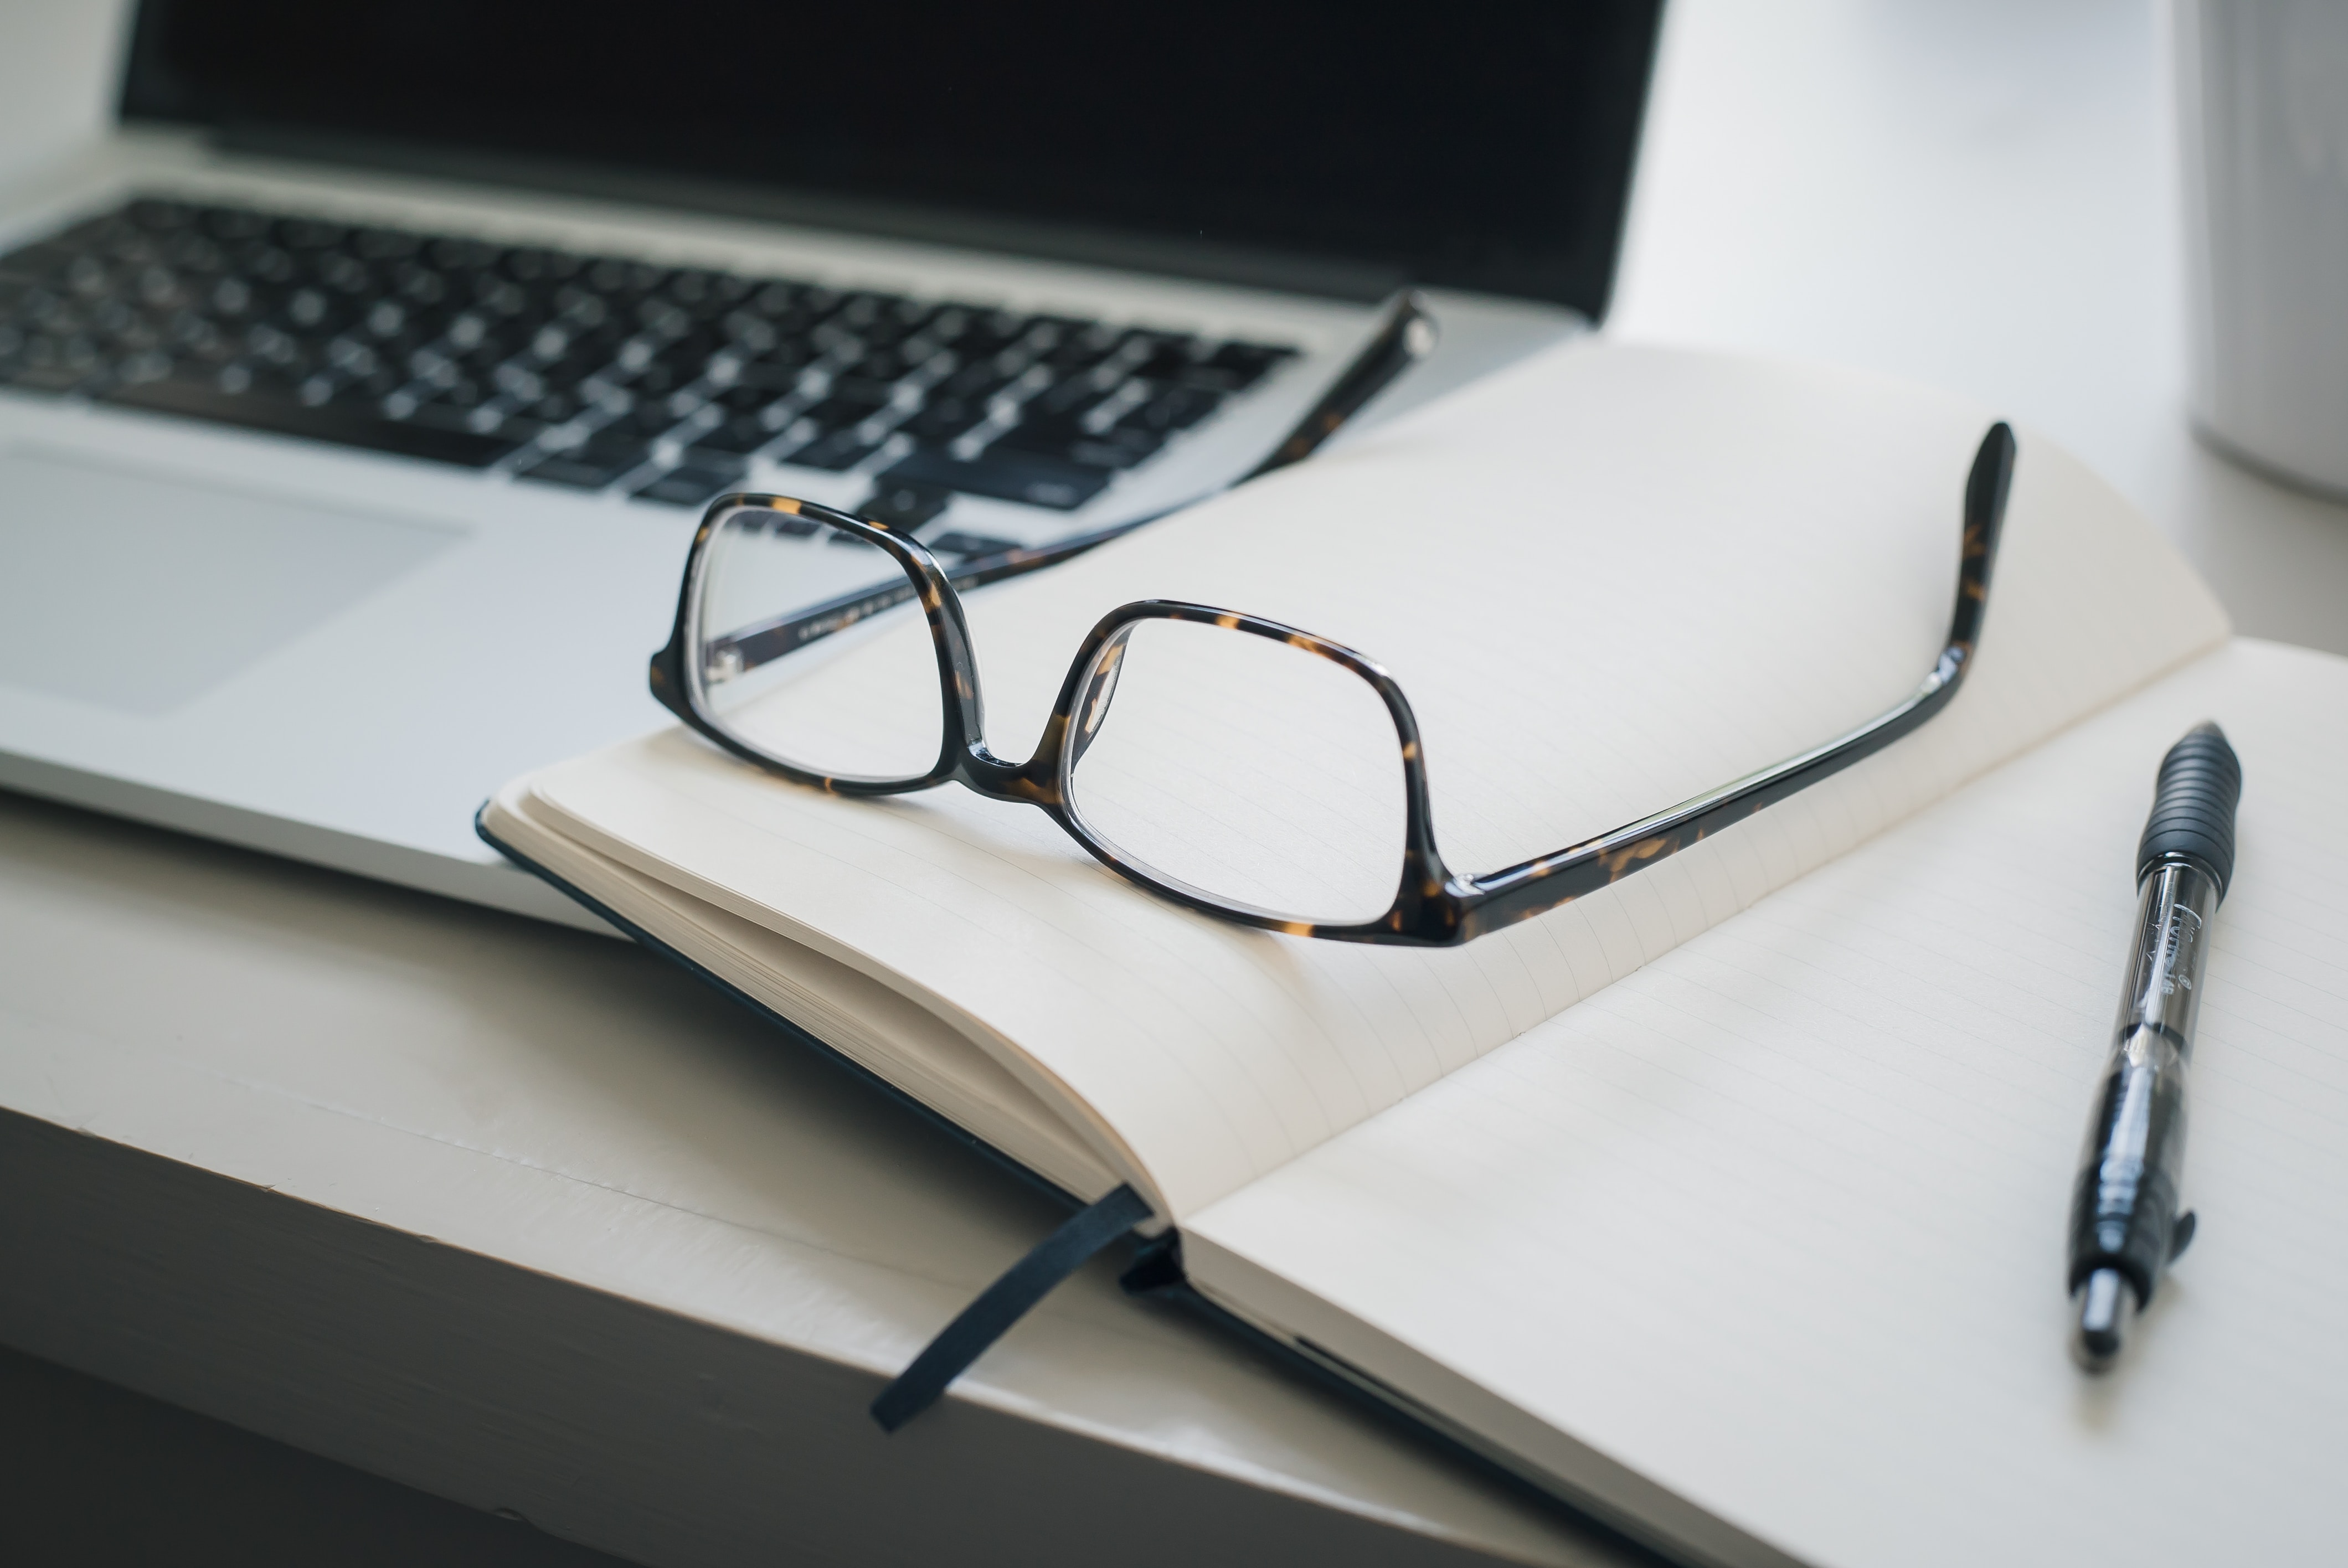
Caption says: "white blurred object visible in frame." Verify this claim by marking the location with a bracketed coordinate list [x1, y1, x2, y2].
[2177, 0, 2348, 494]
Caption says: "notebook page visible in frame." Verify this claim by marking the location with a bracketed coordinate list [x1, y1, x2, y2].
[522, 343, 2228, 1219]
[1182, 639, 2348, 1568]
[485, 782, 1121, 1200]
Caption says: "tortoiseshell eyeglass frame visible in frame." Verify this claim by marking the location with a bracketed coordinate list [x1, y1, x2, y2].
[650, 422, 2015, 947]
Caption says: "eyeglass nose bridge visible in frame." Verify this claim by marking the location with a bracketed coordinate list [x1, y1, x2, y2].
[938, 608, 1138, 812]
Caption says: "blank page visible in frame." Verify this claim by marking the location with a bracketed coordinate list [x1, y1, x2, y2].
[521, 342, 2228, 1218]
[485, 780, 1122, 1200]
[1184, 639, 2348, 1568]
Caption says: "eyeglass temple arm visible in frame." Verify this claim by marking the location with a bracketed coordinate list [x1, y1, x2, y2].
[1447, 421, 2018, 945]
[703, 292, 1437, 677]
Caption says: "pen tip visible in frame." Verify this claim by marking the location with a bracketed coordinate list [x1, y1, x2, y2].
[2071, 1268, 2136, 1372]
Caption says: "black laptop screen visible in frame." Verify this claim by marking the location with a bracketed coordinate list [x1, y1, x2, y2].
[119, 1, 1661, 316]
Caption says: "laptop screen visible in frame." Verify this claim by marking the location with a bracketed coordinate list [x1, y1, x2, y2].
[119, 1, 1662, 318]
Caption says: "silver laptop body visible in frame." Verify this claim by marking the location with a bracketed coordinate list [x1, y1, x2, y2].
[0, 3, 1659, 928]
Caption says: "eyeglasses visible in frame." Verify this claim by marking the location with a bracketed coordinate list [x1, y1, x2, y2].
[650, 414, 2015, 947]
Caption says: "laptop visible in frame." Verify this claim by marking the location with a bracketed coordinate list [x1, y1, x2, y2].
[0, 1, 1662, 929]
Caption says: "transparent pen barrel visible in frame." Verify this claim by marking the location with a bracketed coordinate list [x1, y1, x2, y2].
[2112, 860, 2220, 1057]
[2069, 860, 2220, 1302]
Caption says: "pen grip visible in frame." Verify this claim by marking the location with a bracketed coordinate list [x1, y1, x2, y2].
[2068, 1039, 2189, 1302]
[2137, 722, 2241, 894]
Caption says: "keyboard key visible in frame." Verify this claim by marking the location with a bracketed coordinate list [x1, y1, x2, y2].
[516, 456, 622, 490]
[552, 429, 652, 466]
[857, 478, 954, 530]
[798, 390, 893, 433]
[414, 403, 537, 442]
[1119, 332, 1199, 383]
[902, 395, 990, 445]
[410, 379, 491, 422]
[104, 377, 515, 466]
[827, 372, 903, 406]
[1039, 323, 1122, 373]
[628, 359, 698, 398]
[936, 358, 1020, 403]
[1021, 370, 1114, 420]
[523, 390, 583, 425]
[851, 344, 936, 384]
[708, 380, 773, 412]
[617, 387, 705, 435]
[632, 459, 746, 507]
[514, 443, 646, 489]
[1190, 340, 1295, 392]
[690, 415, 781, 456]
[534, 347, 612, 395]
[650, 327, 724, 372]
[877, 447, 1111, 510]
[787, 429, 892, 471]
[1125, 385, 1222, 432]
[730, 347, 816, 389]
[995, 415, 1163, 470]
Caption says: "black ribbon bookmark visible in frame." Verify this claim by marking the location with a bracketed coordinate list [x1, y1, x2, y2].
[871, 1183, 1154, 1432]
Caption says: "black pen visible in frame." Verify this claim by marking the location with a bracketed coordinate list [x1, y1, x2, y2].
[2069, 722, 2242, 1370]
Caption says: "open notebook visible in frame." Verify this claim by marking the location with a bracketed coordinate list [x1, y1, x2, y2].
[481, 342, 2348, 1568]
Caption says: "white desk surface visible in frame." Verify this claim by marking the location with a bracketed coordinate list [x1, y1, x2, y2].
[2, 3, 2344, 1566]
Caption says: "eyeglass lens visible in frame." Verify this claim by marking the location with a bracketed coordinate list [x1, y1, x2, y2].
[691, 509, 945, 783]
[1063, 617, 1407, 925]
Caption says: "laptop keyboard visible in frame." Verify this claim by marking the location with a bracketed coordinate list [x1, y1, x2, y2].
[0, 196, 1298, 516]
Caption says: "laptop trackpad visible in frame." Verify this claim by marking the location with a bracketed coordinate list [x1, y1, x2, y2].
[0, 450, 461, 716]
